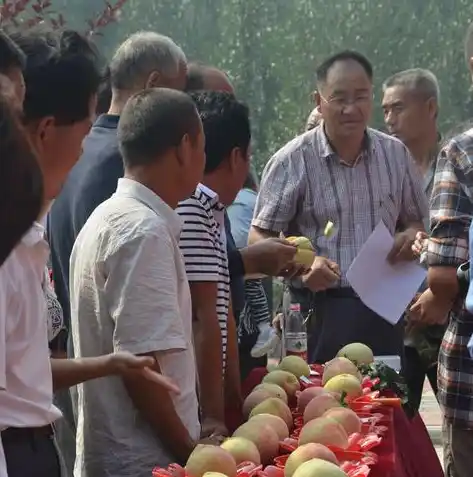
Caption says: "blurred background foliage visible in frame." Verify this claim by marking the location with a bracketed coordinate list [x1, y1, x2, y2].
[3, 0, 473, 172]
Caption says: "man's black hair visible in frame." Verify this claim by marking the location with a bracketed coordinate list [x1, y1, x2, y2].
[0, 29, 25, 73]
[189, 90, 250, 173]
[316, 50, 373, 85]
[185, 61, 207, 91]
[96, 66, 112, 115]
[118, 87, 201, 168]
[10, 28, 101, 125]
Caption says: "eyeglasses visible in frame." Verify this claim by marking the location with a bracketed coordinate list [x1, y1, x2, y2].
[319, 93, 373, 109]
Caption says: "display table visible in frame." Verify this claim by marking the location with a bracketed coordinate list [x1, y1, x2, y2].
[231, 368, 444, 477]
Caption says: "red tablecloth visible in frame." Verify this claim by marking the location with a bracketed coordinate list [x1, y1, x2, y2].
[230, 368, 444, 477]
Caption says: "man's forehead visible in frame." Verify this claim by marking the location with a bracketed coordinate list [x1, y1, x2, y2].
[382, 85, 414, 105]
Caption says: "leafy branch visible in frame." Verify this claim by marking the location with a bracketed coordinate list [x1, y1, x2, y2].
[0, 0, 128, 36]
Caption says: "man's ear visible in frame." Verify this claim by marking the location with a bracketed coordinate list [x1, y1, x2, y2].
[145, 71, 161, 89]
[426, 97, 438, 120]
[228, 147, 242, 172]
[315, 91, 322, 108]
[27, 116, 55, 153]
[176, 132, 191, 166]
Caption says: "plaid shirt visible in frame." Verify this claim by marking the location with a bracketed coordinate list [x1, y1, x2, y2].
[252, 125, 427, 285]
[427, 127, 473, 428]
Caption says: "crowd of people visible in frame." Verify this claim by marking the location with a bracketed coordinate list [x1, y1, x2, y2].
[1, 18, 473, 477]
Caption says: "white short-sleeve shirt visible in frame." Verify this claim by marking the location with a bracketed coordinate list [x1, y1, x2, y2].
[0, 223, 62, 476]
[70, 178, 199, 477]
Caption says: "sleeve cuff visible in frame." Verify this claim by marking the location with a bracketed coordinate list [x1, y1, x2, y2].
[115, 338, 187, 355]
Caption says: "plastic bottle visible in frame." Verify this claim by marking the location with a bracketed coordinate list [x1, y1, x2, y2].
[282, 303, 308, 361]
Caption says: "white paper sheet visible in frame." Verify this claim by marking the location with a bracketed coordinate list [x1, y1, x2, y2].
[346, 221, 427, 325]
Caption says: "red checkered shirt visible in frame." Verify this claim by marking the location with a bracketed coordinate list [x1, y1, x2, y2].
[427, 128, 473, 429]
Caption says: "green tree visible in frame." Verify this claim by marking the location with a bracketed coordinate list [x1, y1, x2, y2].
[4, 0, 473, 172]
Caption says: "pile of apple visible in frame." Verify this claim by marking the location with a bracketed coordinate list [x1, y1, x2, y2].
[154, 343, 383, 477]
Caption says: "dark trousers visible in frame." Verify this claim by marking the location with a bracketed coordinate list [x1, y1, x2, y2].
[239, 332, 266, 381]
[2, 426, 61, 477]
[404, 345, 439, 412]
[283, 286, 404, 364]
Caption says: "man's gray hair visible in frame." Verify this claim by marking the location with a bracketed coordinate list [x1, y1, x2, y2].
[382, 68, 440, 106]
[110, 31, 186, 90]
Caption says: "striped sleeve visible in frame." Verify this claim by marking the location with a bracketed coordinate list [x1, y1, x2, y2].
[177, 197, 219, 282]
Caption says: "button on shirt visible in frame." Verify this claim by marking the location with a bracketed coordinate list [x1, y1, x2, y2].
[252, 125, 427, 285]
[177, 184, 230, 371]
[70, 178, 200, 477]
[0, 223, 62, 476]
[427, 128, 473, 428]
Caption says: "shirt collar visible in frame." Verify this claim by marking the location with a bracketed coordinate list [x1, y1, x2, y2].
[316, 123, 374, 160]
[21, 221, 46, 247]
[94, 114, 120, 130]
[115, 178, 183, 237]
[197, 183, 225, 211]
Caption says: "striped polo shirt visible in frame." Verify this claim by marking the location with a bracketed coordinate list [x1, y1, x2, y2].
[177, 184, 230, 370]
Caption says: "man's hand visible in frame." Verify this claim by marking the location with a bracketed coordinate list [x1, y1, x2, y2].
[388, 228, 418, 264]
[302, 257, 340, 292]
[198, 435, 226, 446]
[412, 231, 428, 258]
[108, 352, 180, 394]
[409, 288, 452, 326]
[242, 238, 298, 276]
[200, 417, 228, 440]
[272, 313, 283, 337]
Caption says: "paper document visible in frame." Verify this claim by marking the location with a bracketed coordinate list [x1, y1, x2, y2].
[346, 221, 427, 325]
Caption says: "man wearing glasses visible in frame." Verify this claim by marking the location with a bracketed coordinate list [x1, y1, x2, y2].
[250, 50, 427, 363]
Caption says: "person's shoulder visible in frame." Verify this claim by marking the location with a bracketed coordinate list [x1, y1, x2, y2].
[78, 196, 170, 251]
[445, 128, 473, 155]
[177, 190, 211, 217]
[270, 129, 318, 164]
[369, 128, 406, 150]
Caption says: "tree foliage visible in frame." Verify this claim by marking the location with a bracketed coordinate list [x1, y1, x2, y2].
[4, 0, 473, 172]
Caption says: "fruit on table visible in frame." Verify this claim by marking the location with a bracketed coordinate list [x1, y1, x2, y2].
[336, 342, 374, 365]
[249, 397, 293, 429]
[249, 413, 289, 439]
[278, 355, 311, 379]
[263, 370, 301, 397]
[253, 383, 288, 403]
[323, 407, 362, 436]
[243, 389, 275, 418]
[233, 421, 280, 464]
[303, 394, 342, 423]
[324, 221, 335, 238]
[286, 236, 315, 267]
[292, 459, 348, 477]
[220, 437, 261, 465]
[298, 417, 349, 449]
[284, 443, 339, 477]
[297, 387, 329, 413]
[322, 357, 361, 385]
[185, 445, 237, 477]
[324, 374, 363, 400]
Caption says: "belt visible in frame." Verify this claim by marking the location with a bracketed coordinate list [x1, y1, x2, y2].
[315, 287, 359, 299]
[1, 425, 54, 444]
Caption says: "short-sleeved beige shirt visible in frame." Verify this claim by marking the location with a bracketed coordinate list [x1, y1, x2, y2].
[70, 178, 200, 477]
